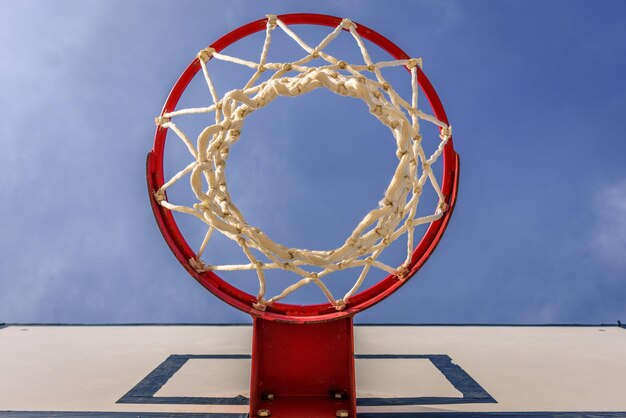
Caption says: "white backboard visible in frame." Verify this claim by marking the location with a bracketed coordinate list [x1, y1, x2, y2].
[1, 324, 625, 417]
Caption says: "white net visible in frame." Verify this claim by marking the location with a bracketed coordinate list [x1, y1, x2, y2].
[154, 15, 452, 311]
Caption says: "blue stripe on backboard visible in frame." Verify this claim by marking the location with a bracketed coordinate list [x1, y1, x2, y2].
[117, 353, 496, 407]
[354, 354, 495, 406]
[118, 354, 250, 405]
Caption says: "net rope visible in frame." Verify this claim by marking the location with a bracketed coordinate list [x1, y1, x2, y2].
[154, 15, 452, 311]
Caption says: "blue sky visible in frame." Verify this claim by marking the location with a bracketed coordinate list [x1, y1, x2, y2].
[1, 0, 625, 324]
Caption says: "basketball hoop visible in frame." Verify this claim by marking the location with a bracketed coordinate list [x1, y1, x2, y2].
[147, 13, 459, 417]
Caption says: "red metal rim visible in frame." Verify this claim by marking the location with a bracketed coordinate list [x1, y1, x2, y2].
[147, 13, 460, 323]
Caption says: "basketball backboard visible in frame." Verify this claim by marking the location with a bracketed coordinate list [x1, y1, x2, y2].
[1, 324, 625, 417]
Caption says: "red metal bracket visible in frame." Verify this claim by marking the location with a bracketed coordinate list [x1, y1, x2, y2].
[249, 316, 356, 417]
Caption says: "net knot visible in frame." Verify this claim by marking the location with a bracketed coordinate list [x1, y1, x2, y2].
[189, 257, 208, 273]
[407, 58, 422, 69]
[440, 125, 452, 139]
[266, 14, 278, 29]
[154, 189, 165, 202]
[341, 18, 354, 29]
[155, 115, 171, 126]
[197, 47, 215, 62]
[335, 299, 346, 311]
[253, 300, 268, 311]
[397, 265, 409, 279]
[337, 60, 347, 70]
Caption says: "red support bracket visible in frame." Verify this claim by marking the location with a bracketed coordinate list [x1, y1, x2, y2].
[249, 316, 356, 417]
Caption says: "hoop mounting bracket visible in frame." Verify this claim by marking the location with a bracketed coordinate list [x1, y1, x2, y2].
[250, 316, 356, 417]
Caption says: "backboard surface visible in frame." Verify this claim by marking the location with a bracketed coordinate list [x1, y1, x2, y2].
[1, 324, 625, 417]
